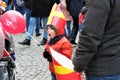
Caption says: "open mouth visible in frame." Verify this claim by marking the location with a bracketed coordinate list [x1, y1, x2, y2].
[48, 34, 51, 36]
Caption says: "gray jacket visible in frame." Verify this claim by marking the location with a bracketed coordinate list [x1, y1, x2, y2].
[73, 0, 120, 76]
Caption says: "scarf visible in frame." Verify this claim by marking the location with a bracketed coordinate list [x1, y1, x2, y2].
[48, 35, 64, 46]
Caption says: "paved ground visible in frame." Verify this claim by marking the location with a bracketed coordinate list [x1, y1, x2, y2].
[13, 29, 78, 80]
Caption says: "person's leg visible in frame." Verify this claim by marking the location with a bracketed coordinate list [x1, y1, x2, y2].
[18, 17, 36, 45]
[40, 17, 48, 45]
[43, 17, 48, 39]
[64, 25, 68, 39]
[25, 8, 31, 31]
[35, 17, 41, 36]
[70, 16, 78, 44]
[51, 73, 57, 80]
[40, 17, 43, 29]
[86, 74, 120, 80]
[26, 17, 36, 40]
[66, 21, 72, 39]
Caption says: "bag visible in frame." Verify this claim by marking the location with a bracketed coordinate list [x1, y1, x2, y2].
[16, 0, 24, 7]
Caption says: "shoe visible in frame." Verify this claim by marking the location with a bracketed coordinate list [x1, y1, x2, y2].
[70, 40, 77, 45]
[36, 33, 41, 37]
[18, 39, 30, 45]
[40, 38, 47, 45]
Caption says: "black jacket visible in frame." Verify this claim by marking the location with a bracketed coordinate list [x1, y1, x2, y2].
[67, 0, 84, 16]
[24, 0, 31, 9]
[31, 0, 60, 17]
[73, 0, 120, 76]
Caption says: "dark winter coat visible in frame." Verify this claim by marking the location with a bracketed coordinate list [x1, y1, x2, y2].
[66, 0, 84, 17]
[23, 0, 31, 9]
[31, 0, 60, 17]
[72, 0, 120, 76]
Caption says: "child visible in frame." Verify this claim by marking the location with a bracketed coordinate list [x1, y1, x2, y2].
[43, 24, 72, 80]
[42, 3, 74, 80]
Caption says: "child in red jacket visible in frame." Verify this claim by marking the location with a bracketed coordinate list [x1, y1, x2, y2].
[43, 4, 72, 80]
[43, 24, 72, 80]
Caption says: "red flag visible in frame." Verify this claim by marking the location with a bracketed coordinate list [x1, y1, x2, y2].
[50, 47, 84, 80]
[47, 3, 66, 35]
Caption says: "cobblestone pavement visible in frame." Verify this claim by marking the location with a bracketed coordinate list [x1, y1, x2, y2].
[13, 29, 78, 80]
[13, 30, 51, 80]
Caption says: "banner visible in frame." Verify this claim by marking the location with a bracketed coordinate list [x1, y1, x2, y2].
[50, 47, 83, 80]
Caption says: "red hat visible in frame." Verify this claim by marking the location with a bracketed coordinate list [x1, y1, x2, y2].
[47, 3, 66, 35]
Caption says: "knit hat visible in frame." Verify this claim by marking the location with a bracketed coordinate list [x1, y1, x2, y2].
[47, 3, 66, 35]
[0, 1, 7, 11]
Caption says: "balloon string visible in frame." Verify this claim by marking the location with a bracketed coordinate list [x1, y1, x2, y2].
[26, 32, 44, 52]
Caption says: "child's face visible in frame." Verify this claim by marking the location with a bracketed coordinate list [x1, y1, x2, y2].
[47, 27, 57, 39]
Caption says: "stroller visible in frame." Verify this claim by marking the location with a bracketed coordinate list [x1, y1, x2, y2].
[0, 50, 16, 80]
[0, 32, 16, 80]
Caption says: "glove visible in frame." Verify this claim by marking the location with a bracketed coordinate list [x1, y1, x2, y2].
[43, 49, 52, 62]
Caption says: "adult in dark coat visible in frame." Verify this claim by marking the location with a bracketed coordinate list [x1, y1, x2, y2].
[72, 0, 120, 80]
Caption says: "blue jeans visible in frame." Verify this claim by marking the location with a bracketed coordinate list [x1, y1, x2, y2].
[26, 17, 40, 40]
[25, 8, 40, 34]
[86, 74, 120, 80]
[65, 21, 72, 39]
[25, 8, 31, 31]
[42, 17, 48, 39]
[51, 73, 56, 80]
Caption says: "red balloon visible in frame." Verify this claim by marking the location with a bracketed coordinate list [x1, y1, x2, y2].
[1, 10, 26, 34]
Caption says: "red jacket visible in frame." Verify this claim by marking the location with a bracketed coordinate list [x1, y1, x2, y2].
[45, 36, 72, 74]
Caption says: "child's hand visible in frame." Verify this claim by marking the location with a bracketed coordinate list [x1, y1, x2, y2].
[10, 52, 16, 61]
[43, 49, 52, 62]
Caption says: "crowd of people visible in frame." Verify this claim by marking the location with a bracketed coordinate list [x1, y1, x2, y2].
[1, 0, 84, 46]
[14, 0, 83, 46]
